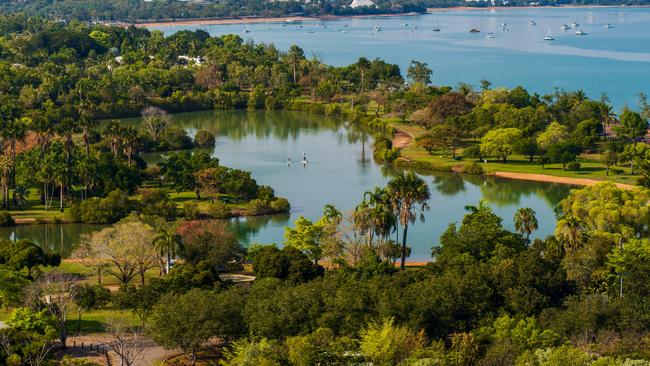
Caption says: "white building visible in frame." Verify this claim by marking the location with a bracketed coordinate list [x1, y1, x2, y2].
[349, 0, 376, 8]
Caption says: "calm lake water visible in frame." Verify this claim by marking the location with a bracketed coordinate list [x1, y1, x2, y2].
[0, 111, 573, 260]
[151, 7, 650, 108]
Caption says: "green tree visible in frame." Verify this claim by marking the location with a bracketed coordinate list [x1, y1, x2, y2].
[387, 172, 430, 270]
[407, 60, 432, 85]
[537, 121, 570, 151]
[359, 318, 425, 366]
[480, 128, 522, 163]
[284, 216, 325, 264]
[514, 208, 538, 241]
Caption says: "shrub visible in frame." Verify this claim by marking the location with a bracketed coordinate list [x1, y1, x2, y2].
[69, 190, 133, 224]
[160, 127, 193, 150]
[464, 145, 482, 159]
[252, 246, 324, 283]
[139, 188, 177, 220]
[194, 130, 215, 148]
[610, 167, 624, 175]
[257, 185, 276, 201]
[325, 103, 342, 116]
[461, 161, 484, 175]
[0, 211, 15, 227]
[246, 199, 271, 215]
[183, 201, 200, 219]
[270, 198, 291, 213]
[207, 201, 231, 219]
[567, 161, 581, 172]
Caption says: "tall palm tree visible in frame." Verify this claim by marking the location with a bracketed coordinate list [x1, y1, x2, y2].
[0, 155, 11, 209]
[363, 187, 397, 247]
[1, 117, 27, 187]
[597, 103, 617, 138]
[356, 57, 371, 94]
[153, 228, 182, 275]
[323, 204, 343, 226]
[555, 216, 586, 254]
[387, 172, 430, 270]
[105, 121, 124, 157]
[122, 126, 139, 166]
[514, 207, 538, 241]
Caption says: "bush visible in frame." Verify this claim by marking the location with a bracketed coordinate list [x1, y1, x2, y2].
[252, 246, 324, 283]
[567, 161, 581, 172]
[207, 201, 231, 219]
[246, 199, 271, 215]
[461, 161, 484, 175]
[464, 145, 482, 159]
[325, 103, 342, 116]
[270, 198, 291, 213]
[160, 127, 193, 151]
[69, 190, 133, 224]
[610, 167, 624, 175]
[0, 211, 15, 227]
[139, 188, 177, 220]
[194, 130, 215, 148]
[183, 201, 200, 219]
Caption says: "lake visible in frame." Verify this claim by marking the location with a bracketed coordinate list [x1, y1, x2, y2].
[150, 7, 650, 109]
[0, 110, 573, 261]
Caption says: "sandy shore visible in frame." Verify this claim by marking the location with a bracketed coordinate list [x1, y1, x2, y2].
[492, 171, 637, 190]
[135, 12, 421, 28]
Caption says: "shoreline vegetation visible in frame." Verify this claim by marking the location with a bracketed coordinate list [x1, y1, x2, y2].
[132, 5, 646, 28]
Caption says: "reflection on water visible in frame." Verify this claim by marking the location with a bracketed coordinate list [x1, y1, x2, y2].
[13, 110, 574, 260]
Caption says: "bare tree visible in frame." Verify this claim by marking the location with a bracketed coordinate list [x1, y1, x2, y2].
[1, 331, 57, 366]
[27, 271, 79, 349]
[104, 320, 146, 366]
[75, 221, 158, 286]
[140, 107, 171, 142]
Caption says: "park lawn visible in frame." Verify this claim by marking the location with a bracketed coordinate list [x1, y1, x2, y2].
[392, 122, 640, 186]
[67, 307, 140, 334]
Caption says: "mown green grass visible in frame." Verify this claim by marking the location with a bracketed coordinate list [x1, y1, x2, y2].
[393, 122, 640, 186]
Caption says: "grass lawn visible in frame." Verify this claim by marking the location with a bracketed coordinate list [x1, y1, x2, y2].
[392, 122, 640, 186]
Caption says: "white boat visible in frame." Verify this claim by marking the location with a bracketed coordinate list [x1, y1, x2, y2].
[374, 25, 382, 32]
[244, 28, 251, 33]
[432, 27, 441, 32]
[486, 32, 495, 39]
[561, 24, 570, 30]
[571, 21, 580, 28]
[529, 20, 537, 26]
[544, 31, 554, 41]
[604, 23, 615, 29]
[575, 29, 588, 36]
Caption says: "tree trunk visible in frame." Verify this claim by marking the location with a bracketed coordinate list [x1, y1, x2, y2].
[400, 224, 409, 271]
[166, 252, 171, 275]
[60, 183, 64, 212]
[97, 268, 102, 284]
[140, 271, 145, 286]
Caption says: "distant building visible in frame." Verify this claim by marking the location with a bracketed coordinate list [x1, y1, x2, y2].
[349, 0, 376, 8]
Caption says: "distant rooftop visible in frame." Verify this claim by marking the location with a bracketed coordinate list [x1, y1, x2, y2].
[349, 0, 376, 8]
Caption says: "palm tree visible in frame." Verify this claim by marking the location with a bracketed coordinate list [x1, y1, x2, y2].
[555, 216, 586, 254]
[387, 172, 430, 270]
[153, 228, 182, 275]
[323, 204, 343, 226]
[597, 103, 617, 138]
[514, 207, 538, 241]
[0, 155, 11, 209]
[363, 187, 397, 247]
[356, 57, 371, 94]
[105, 121, 124, 157]
[122, 126, 139, 166]
[464, 199, 489, 213]
[1, 117, 27, 187]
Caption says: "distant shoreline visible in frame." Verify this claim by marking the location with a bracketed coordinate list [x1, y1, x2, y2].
[133, 5, 646, 28]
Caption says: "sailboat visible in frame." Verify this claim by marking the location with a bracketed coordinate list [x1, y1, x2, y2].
[561, 24, 570, 30]
[544, 31, 554, 41]
[432, 21, 441, 32]
[571, 21, 580, 28]
[529, 20, 537, 26]
[486, 32, 495, 39]
[603, 23, 615, 29]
